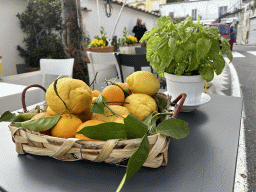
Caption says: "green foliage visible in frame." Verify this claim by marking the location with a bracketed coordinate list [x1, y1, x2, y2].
[140, 16, 233, 82]
[16, 0, 66, 67]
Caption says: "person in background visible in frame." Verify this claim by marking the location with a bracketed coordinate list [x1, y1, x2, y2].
[142, 23, 147, 34]
[132, 18, 144, 42]
[229, 25, 236, 51]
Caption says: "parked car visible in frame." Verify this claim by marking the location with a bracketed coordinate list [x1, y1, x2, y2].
[207, 23, 230, 40]
[207, 23, 230, 50]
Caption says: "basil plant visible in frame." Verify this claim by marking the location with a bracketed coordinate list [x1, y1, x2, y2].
[140, 16, 233, 82]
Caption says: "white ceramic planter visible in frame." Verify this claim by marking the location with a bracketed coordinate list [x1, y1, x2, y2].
[119, 46, 136, 54]
[164, 72, 206, 105]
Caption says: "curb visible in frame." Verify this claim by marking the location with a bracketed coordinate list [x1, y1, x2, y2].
[225, 58, 248, 191]
[224, 58, 241, 97]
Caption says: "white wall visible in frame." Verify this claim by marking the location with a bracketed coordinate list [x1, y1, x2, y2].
[0, 0, 28, 77]
[160, 0, 241, 24]
[81, 0, 159, 42]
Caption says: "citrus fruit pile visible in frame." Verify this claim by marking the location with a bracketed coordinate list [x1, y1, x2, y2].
[33, 71, 160, 140]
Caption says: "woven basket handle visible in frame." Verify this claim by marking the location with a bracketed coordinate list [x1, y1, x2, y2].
[171, 93, 187, 118]
[22, 84, 46, 113]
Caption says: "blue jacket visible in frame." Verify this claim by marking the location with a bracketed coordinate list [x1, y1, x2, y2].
[230, 28, 236, 39]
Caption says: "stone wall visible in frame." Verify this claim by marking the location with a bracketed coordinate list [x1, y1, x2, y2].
[237, 0, 256, 45]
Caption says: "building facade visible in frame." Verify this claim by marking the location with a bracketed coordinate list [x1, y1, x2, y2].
[118, 0, 167, 12]
[160, 0, 243, 24]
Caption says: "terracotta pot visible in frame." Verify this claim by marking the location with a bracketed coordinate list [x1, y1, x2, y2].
[85, 46, 115, 63]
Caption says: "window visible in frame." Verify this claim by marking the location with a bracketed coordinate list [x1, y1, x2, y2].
[192, 9, 197, 20]
[219, 6, 228, 16]
[169, 12, 174, 18]
[152, 3, 160, 11]
[135, 0, 145, 2]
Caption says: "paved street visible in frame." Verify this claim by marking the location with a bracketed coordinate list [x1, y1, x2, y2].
[208, 44, 256, 192]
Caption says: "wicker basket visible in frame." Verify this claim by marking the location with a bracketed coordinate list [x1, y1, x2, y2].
[9, 84, 186, 168]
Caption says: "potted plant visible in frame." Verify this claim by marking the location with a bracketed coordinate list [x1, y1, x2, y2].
[85, 26, 114, 62]
[140, 16, 233, 105]
[118, 27, 138, 54]
[16, 0, 66, 73]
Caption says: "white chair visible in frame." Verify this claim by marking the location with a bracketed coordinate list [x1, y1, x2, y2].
[40, 58, 74, 88]
[87, 51, 122, 84]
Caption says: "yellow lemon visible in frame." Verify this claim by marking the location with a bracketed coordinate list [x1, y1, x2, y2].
[46, 77, 92, 115]
[123, 93, 157, 121]
[91, 105, 130, 122]
[126, 71, 160, 96]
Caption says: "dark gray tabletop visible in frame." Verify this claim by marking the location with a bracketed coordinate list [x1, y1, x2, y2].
[0, 94, 243, 192]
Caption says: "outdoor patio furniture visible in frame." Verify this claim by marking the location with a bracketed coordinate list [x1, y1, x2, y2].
[87, 51, 121, 84]
[40, 58, 74, 88]
[114, 53, 153, 83]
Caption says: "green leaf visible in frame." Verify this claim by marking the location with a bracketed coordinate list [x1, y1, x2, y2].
[174, 48, 185, 63]
[124, 114, 148, 139]
[212, 55, 225, 75]
[168, 37, 177, 53]
[196, 38, 212, 59]
[188, 51, 199, 71]
[183, 40, 195, 51]
[90, 94, 107, 114]
[116, 134, 150, 192]
[174, 62, 187, 75]
[156, 16, 171, 29]
[75, 122, 127, 141]
[0, 111, 22, 122]
[140, 27, 157, 42]
[156, 119, 189, 139]
[142, 112, 157, 134]
[19, 113, 37, 121]
[199, 66, 215, 82]
[14, 115, 61, 131]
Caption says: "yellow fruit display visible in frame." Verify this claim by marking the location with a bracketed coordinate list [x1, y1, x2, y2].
[91, 105, 130, 122]
[51, 114, 82, 138]
[46, 77, 92, 115]
[101, 85, 125, 106]
[126, 71, 160, 96]
[75, 120, 104, 141]
[123, 93, 157, 121]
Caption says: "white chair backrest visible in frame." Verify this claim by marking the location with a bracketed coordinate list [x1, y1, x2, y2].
[40, 58, 74, 87]
[87, 52, 121, 84]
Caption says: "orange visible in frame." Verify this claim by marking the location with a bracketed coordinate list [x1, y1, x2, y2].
[92, 90, 101, 97]
[75, 120, 104, 141]
[116, 83, 132, 95]
[31, 112, 53, 120]
[51, 114, 82, 138]
[101, 85, 125, 106]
